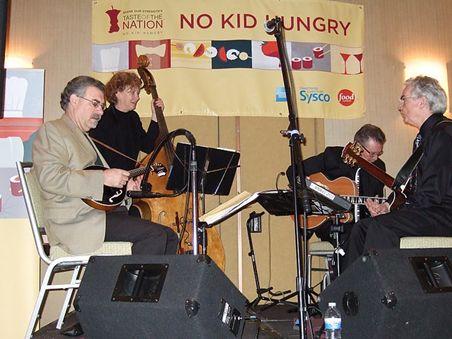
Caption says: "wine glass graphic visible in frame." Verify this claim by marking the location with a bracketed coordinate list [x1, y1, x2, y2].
[340, 52, 351, 74]
[354, 53, 363, 73]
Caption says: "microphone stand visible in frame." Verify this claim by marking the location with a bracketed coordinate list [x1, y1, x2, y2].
[184, 130, 201, 255]
[267, 16, 312, 339]
[139, 129, 202, 255]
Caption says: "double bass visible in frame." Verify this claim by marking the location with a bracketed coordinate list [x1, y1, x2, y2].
[132, 55, 225, 270]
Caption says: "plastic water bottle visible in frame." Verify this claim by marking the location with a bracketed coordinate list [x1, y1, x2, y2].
[324, 302, 342, 339]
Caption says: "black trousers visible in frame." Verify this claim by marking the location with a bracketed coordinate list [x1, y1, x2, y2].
[343, 206, 452, 270]
[105, 207, 178, 255]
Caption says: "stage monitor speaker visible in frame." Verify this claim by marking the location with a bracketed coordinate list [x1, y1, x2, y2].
[319, 248, 452, 339]
[75, 255, 247, 339]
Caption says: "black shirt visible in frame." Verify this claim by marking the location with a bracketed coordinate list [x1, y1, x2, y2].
[89, 105, 159, 170]
[408, 114, 452, 210]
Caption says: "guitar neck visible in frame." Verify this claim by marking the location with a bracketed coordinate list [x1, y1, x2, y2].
[343, 195, 387, 205]
[343, 143, 395, 188]
[354, 158, 394, 187]
[129, 166, 148, 178]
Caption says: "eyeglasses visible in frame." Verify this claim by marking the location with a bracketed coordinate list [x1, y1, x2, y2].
[399, 95, 417, 104]
[78, 96, 106, 111]
[361, 144, 383, 157]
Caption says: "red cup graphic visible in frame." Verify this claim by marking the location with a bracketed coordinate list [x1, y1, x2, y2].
[302, 56, 313, 69]
[313, 47, 324, 59]
[10, 175, 23, 196]
[291, 57, 302, 70]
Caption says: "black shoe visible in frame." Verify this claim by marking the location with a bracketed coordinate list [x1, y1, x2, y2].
[61, 322, 84, 337]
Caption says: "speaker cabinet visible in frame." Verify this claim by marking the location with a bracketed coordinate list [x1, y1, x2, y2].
[75, 255, 247, 338]
[319, 248, 452, 339]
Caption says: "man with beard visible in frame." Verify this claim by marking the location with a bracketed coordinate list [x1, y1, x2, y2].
[32, 76, 177, 256]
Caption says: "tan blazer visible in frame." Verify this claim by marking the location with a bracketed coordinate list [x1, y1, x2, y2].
[32, 114, 109, 254]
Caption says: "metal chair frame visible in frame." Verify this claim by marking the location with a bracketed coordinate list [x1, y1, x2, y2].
[17, 161, 131, 338]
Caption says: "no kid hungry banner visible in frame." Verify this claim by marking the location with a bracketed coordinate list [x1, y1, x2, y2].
[92, 0, 364, 118]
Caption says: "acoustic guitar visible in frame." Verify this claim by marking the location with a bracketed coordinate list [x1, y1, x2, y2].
[302, 172, 388, 229]
[341, 142, 407, 210]
[82, 163, 166, 211]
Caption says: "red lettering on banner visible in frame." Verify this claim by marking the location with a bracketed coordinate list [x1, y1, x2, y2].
[123, 20, 163, 29]
[244, 14, 257, 28]
[340, 21, 351, 36]
[313, 17, 326, 32]
[222, 14, 234, 28]
[328, 19, 339, 34]
[265, 14, 351, 36]
[197, 14, 213, 28]
[222, 13, 257, 29]
[180, 13, 213, 29]
[180, 14, 195, 28]
[297, 17, 310, 31]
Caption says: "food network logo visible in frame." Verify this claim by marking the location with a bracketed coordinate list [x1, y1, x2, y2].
[299, 88, 331, 103]
[337, 89, 355, 106]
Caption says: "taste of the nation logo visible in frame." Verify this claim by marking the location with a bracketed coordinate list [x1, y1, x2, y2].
[105, 5, 164, 34]
[105, 6, 121, 33]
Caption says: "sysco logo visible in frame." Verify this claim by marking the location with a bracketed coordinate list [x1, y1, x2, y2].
[300, 89, 331, 103]
[337, 89, 355, 106]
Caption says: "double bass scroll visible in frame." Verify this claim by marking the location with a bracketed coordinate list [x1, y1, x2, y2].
[132, 55, 226, 271]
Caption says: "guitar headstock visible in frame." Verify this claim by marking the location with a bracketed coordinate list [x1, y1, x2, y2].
[341, 142, 363, 167]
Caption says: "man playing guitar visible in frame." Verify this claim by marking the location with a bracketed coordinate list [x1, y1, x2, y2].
[343, 76, 452, 270]
[287, 124, 386, 252]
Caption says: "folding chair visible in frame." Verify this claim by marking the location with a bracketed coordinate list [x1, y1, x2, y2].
[307, 240, 335, 299]
[17, 161, 132, 338]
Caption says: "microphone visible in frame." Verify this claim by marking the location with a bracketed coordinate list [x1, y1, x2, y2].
[264, 18, 278, 34]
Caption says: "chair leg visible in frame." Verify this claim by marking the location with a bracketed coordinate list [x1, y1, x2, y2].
[324, 256, 331, 287]
[307, 253, 313, 303]
[25, 261, 58, 338]
[56, 265, 82, 329]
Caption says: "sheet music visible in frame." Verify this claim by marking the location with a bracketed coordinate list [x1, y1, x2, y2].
[199, 183, 351, 226]
[199, 190, 260, 226]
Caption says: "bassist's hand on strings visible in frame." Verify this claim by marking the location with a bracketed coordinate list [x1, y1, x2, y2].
[103, 168, 130, 188]
[365, 199, 390, 217]
[151, 98, 164, 122]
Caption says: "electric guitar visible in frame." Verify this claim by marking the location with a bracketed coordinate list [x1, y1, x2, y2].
[82, 163, 166, 211]
[341, 142, 407, 210]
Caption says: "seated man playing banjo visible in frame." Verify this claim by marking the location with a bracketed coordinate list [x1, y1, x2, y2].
[32, 75, 178, 256]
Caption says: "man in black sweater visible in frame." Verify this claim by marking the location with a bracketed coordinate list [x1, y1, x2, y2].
[343, 76, 452, 270]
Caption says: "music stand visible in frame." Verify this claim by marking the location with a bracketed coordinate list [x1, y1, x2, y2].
[257, 189, 351, 217]
[166, 142, 240, 253]
[166, 142, 240, 197]
[255, 190, 350, 312]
